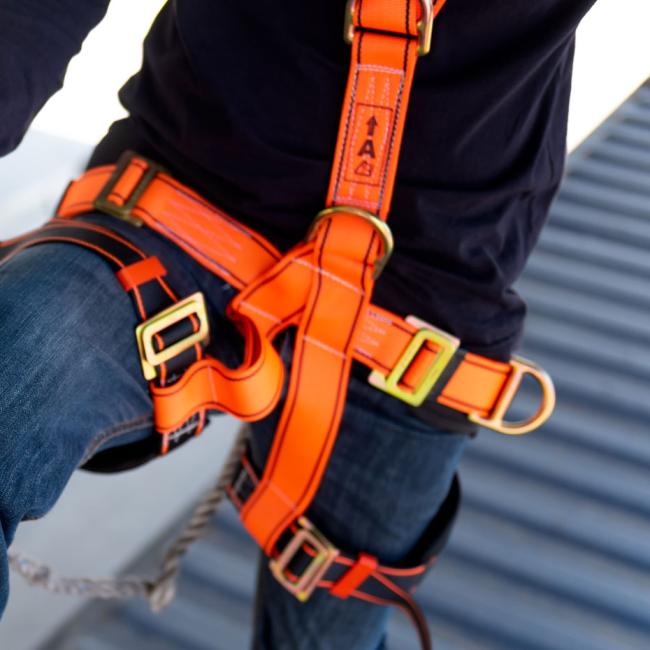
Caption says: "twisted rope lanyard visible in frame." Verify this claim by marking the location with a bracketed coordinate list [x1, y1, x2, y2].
[8, 426, 250, 611]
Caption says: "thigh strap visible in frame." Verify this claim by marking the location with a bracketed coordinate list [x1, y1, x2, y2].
[0, 219, 209, 461]
[228, 449, 461, 650]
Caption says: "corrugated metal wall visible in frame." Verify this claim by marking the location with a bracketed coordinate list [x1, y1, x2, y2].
[42, 80, 650, 650]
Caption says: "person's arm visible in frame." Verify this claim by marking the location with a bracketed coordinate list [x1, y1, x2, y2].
[0, 0, 110, 155]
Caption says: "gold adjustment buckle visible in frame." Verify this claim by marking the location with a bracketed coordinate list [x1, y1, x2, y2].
[468, 356, 556, 435]
[369, 315, 460, 407]
[135, 292, 210, 381]
[344, 0, 434, 57]
[93, 151, 167, 227]
[308, 206, 394, 279]
[270, 517, 340, 602]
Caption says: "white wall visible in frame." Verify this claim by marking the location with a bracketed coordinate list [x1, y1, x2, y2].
[31, 0, 165, 144]
[568, 0, 650, 149]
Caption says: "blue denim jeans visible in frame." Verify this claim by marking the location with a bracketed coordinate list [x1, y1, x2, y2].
[0, 213, 469, 648]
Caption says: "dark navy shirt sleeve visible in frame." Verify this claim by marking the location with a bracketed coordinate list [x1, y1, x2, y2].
[0, 0, 110, 155]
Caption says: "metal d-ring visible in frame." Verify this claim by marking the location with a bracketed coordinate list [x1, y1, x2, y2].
[308, 206, 394, 279]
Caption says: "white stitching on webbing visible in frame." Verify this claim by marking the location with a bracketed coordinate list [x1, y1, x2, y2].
[303, 336, 347, 359]
[356, 64, 404, 76]
[239, 301, 281, 324]
[164, 197, 236, 234]
[292, 258, 363, 294]
[167, 419, 199, 444]
[258, 477, 297, 510]
[354, 348, 375, 361]
[367, 308, 393, 324]
[377, 53, 408, 211]
[333, 68, 360, 202]
[167, 185, 255, 242]
[159, 206, 241, 261]
[333, 196, 379, 210]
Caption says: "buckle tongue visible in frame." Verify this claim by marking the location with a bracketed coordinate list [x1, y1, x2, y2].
[468, 356, 556, 435]
[135, 292, 210, 381]
[369, 315, 460, 407]
[270, 517, 339, 602]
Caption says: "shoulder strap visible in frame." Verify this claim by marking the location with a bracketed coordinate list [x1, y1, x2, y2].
[328, 0, 446, 220]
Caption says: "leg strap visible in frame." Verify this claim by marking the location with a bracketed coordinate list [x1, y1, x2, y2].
[228, 449, 461, 650]
[0, 219, 208, 461]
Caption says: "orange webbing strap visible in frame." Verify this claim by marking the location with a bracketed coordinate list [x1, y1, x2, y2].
[150, 316, 285, 434]
[238, 0, 432, 553]
[237, 213, 381, 552]
[326, 29, 418, 219]
[357, 306, 512, 417]
[328, 0, 446, 218]
[57, 159, 281, 290]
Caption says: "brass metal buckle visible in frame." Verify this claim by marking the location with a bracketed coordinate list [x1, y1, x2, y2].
[468, 356, 556, 435]
[308, 206, 394, 279]
[135, 292, 210, 381]
[368, 315, 460, 407]
[93, 151, 167, 227]
[344, 0, 434, 56]
[269, 517, 339, 602]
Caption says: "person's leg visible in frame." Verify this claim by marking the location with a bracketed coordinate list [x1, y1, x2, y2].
[0, 214, 241, 617]
[249, 367, 470, 650]
[0, 241, 156, 615]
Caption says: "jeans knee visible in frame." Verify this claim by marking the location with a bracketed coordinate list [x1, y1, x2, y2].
[0, 244, 151, 524]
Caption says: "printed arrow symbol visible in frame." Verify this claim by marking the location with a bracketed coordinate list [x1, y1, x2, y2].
[366, 116, 378, 136]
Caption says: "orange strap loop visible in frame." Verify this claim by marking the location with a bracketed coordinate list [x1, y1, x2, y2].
[115, 256, 166, 292]
[330, 553, 379, 599]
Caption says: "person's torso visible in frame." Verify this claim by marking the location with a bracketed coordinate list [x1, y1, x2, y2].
[93, 0, 596, 358]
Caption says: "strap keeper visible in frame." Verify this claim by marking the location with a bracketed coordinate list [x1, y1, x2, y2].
[116, 256, 167, 292]
[330, 552, 378, 599]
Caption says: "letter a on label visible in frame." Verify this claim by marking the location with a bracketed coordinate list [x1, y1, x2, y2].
[357, 139, 376, 159]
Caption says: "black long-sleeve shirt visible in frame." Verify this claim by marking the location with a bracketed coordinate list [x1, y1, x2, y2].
[0, 0, 597, 359]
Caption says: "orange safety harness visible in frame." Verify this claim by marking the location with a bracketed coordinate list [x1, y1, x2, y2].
[0, 1, 555, 646]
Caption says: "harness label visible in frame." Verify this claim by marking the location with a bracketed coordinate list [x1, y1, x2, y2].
[345, 103, 393, 188]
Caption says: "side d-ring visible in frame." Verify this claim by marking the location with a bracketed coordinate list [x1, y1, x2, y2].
[468, 356, 556, 435]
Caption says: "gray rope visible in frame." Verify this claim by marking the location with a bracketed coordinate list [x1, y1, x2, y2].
[8, 425, 250, 612]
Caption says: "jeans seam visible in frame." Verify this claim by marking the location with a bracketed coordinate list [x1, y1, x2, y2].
[78, 414, 153, 467]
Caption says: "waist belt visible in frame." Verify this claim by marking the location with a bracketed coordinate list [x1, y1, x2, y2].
[0, 1, 555, 647]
